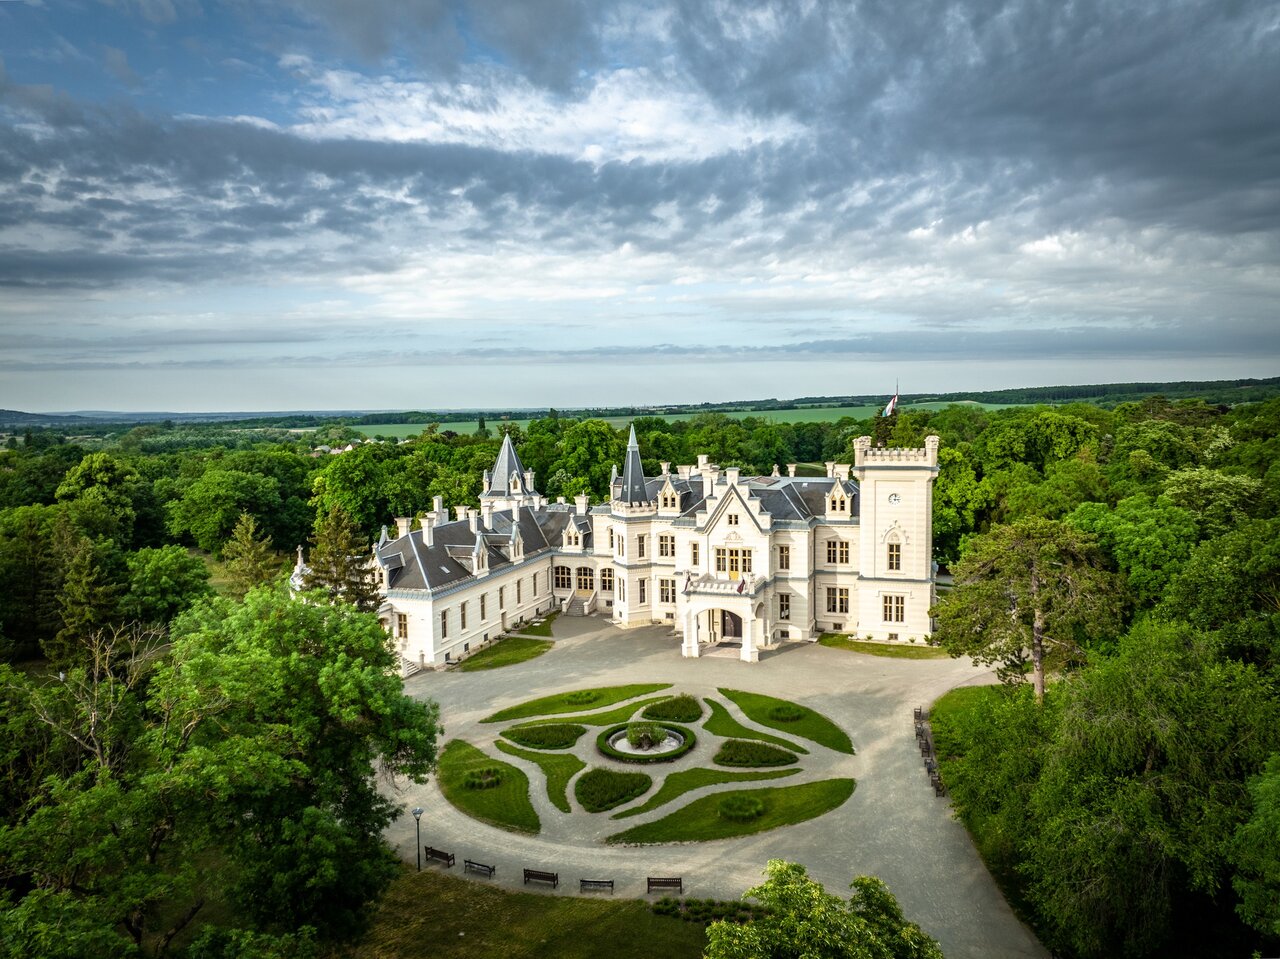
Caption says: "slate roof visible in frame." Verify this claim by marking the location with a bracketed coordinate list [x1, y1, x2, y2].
[619, 425, 650, 504]
[483, 433, 533, 497]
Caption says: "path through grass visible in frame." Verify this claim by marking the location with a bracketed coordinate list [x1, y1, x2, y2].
[437, 740, 540, 834]
[612, 767, 799, 819]
[703, 698, 807, 754]
[483, 684, 672, 723]
[457, 636, 553, 671]
[719, 688, 854, 754]
[495, 741, 586, 814]
[607, 779, 856, 844]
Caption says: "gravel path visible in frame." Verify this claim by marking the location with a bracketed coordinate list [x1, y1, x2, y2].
[383, 616, 1047, 959]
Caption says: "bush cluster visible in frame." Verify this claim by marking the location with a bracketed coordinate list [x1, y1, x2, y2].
[574, 768, 652, 812]
[463, 767, 504, 790]
[768, 703, 807, 723]
[714, 739, 798, 767]
[501, 723, 586, 750]
[718, 795, 765, 821]
[566, 690, 599, 706]
[596, 723, 697, 764]
[642, 694, 703, 723]
[651, 896, 769, 924]
[626, 722, 666, 749]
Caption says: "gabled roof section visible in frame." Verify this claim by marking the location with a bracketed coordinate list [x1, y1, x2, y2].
[619, 425, 649, 504]
[484, 433, 532, 497]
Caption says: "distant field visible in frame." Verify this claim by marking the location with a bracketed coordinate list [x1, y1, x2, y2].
[355, 400, 1013, 438]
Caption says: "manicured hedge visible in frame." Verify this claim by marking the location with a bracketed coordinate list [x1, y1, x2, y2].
[713, 739, 798, 767]
[501, 723, 587, 750]
[718, 795, 765, 821]
[596, 723, 697, 764]
[575, 767, 653, 813]
[642, 694, 703, 723]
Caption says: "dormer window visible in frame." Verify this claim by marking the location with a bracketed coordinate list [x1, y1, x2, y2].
[830, 495, 847, 512]
[727, 514, 739, 526]
[661, 489, 678, 509]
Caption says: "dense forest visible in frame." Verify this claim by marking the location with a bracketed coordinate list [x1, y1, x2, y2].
[1, 394, 1277, 957]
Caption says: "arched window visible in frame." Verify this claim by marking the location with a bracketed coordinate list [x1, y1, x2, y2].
[554, 565, 572, 590]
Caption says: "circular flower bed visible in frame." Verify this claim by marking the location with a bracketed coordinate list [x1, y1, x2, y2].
[718, 795, 765, 822]
[597, 722, 697, 764]
[463, 767, 504, 790]
[768, 703, 807, 723]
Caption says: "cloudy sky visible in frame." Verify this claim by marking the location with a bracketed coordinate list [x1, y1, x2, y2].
[1, 0, 1277, 412]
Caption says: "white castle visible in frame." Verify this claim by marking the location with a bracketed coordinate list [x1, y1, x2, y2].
[372, 428, 940, 667]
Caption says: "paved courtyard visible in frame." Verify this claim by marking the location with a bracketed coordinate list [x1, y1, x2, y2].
[386, 616, 1047, 959]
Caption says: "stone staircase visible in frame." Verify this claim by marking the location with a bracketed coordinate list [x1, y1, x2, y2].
[400, 656, 422, 678]
[565, 596, 587, 617]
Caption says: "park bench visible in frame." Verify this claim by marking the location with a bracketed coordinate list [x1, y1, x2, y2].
[523, 868, 559, 888]
[913, 706, 924, 723]
[579, 879, 614, 894]
[931, 772, 946, 797]
[648, 877, 683, 894]
[464, 859, 496, 878]
[424, 846, 455, 867]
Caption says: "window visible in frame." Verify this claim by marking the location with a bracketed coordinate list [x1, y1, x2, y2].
[778, 594, 790, 620]
[742, 550, 753, 574]
[637, 535, 646, 559]
[827, 540, 848, 564]
[499, 586, 505, 609]
[830, 494, 847, 512]
[778, 545, 790, 570]
[827, 540, 837, 563]
[576, 567, 594, 591]
[887, 542, 901, 571]
[638, 578, 647, 604]
[691, 542, 700, 567]
[660, 578, 675, 604]
[601, 568, 614, 592]
[554, 566, 572, 589]
[517, 579, 522, 603]
[566, 529, 579, 546]
[461, 602, 468, 629]
[658, 534, 674, 557]
[396, 613, 408, 639]
[480, 595, 486, 620]
[884, 594, 905, 622]
[727, 513, 739, 526]
[618, 536, 625, 558]
[661, 489, 678, 509]
[715, 547, 727, 573]
[609, 528, 614, 549]
[532, 572, 538, 594]
[826, 587, 849, 614]
[618, 579, 626, 602]
[440, 609, 448, 638]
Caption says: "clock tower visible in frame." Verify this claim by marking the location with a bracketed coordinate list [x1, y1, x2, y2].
[851, 435, 940, 641]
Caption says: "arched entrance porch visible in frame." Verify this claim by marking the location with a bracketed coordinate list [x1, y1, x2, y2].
[680, 598, 762, 663]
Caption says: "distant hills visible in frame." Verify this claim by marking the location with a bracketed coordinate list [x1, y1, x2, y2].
[3, 376, 1278, 430]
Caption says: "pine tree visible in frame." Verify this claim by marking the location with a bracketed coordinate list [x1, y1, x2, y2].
[46, 539, 121, 668]
[302, 506, 380, 612]
[222, 512, 277, 600]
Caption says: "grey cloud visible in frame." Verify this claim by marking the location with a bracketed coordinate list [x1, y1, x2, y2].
[102, 45, 141, 87]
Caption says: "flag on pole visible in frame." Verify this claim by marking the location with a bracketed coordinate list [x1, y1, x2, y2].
[736, 578, 745, 594]
[683, 572, 692, 595]
[883, 383, 899, 417]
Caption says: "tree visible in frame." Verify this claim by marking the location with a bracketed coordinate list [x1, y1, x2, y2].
[1231, 754, 1280, 939]
[1162, 467, 1264, 539]
[46, 538, 121, 668]
[704, 860, 942, 959]
[166, 469, 282, 554]
[54, 452, 141, 544]
[1068, 494, 1199, 607]
[309, 444, 398, 536]
[931, 517, 1122, 702]
[302, 506, 379, 611]
[221, 512, 278, 601]
[121, 545, 212, 625]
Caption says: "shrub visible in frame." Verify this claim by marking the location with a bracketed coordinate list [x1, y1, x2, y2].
[642, 694, 703, 723]
[567, 691, 599, 706]
[626, 722, 666, 749]
[714, 739, 798, 767]
[768, 703, 807, 723]
[719, 795, 765, 821]
[650, 897, 770, 924]
[596, 723, 697, 764]
[501, 723, 586, 750]
[574, 768, 652, 812]
[463, 767, 504, 790]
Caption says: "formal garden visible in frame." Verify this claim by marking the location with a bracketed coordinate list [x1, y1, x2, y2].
[436, 683, 857, 843]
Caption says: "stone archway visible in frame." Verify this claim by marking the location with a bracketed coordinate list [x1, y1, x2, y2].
[680, 599, 759, 662]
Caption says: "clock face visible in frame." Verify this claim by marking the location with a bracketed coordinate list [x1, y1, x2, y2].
[887, 493, 901, 505]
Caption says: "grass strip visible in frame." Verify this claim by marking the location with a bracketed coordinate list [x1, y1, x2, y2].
[509, 610, 560, 637]
[495, 741, 586, 814]
[456, 636, 553, 671]
[575, 768, 653, 813]
[713, 739, 799, 767]
[436, 740, 540, 834]
[482, 684, 672, 723]
[501, 723, 587, 749]
[521, 696, 672, 728]
[703, 698, 807, 755]
[718, 688, 854, 754]
[612, 767, 799, 820]
[360, 866, 708, 959]
[606, 779, 856, 844]
[818, 633, 950, 659]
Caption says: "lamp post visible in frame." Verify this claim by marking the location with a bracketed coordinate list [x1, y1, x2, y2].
[412, 807, 424, 871]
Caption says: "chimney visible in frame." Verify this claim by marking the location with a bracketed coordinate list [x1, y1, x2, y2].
[824, 461, 835, 478]
[394, 516, 412, 538]
[433, 495, 444, 517]
[483, 469, 491, 490]
[420, 515, 434, 547]
[467, 508, 479, 533]
[660, 461, 670, 475]
[455, 505, 468, 522]
[787, 464, 797, 477]
[677, 464, 691, 480]
[556, 496, 566, 505]
[697, 454, 709, 470]
[524, 469, 535, 490]
[833, 464, 850, 481]
[574, 493, 589, 515]
[725, 467, 740, 485]
[480, 501, 493, 529]
[702, 470, 714, 498]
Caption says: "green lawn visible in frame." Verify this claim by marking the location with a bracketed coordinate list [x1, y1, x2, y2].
[436, 740, 540, 834]
[607, 779, 856, 844]
[359, 866, 707, 959]
[818, 634, 951, 659]
[718, 688, 854, 755]
[482, 684, 672, 723]
[575, 768, 653, 813]
[524, 697, 674, 728]
[495, 741, 586, 814]
[456, 636, 553, 671]
[703, 698, 807, 754]
[510, 610, 560, 637]
[612, 767, 799, 820]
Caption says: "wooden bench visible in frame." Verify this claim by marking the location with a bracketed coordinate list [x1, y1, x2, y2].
[913, 706, 924, 722]
[579, 879, 614, 894]
[424, 846, 455, 867]
[464, 859, 496, 878]
[523, 868, 559, 888]
[648, 876, 683, 894]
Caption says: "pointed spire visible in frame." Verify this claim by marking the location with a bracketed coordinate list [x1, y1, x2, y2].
[619, 422, 649, 505]
[483, 433, 534, 498]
